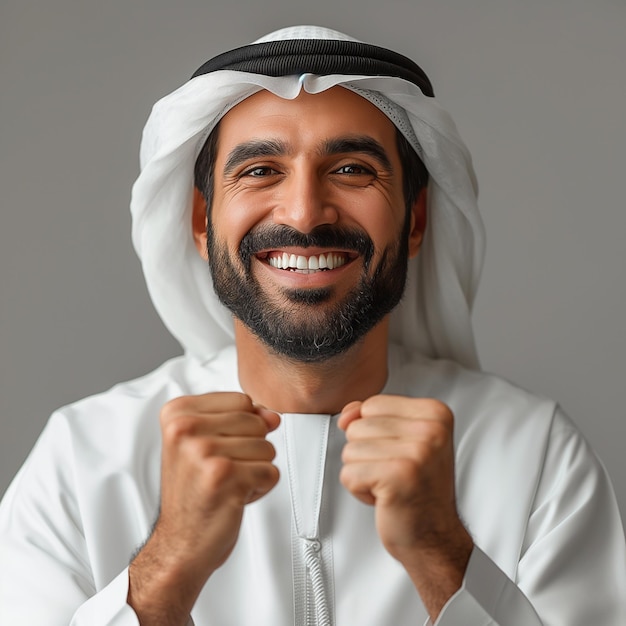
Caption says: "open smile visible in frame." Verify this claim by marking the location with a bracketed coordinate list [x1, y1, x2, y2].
[256, 250, 357, 274]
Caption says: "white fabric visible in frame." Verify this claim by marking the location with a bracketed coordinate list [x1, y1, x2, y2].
[130, 26, 485, 370]
[3, 25, 624, 625]
[253, 25, 360, 42]
[1, 345, 625, 624]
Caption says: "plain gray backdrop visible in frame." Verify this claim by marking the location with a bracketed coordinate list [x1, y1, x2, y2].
[1, 0, 625, 526]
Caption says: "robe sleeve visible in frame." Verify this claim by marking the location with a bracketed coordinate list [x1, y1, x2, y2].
[68, 569, 194, 626]
[425, 407, 626, 626]
[0, 413, 140, 625]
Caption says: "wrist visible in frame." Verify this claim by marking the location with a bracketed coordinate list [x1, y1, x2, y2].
[127, 533, 211, 626]
[401, 523, 473, 622]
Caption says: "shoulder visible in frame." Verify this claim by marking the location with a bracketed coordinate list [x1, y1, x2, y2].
[388, 343, 558, 432]
[3, 348, 240, 510]
[387, 344, 586, 480]
[31, 347, 240, 467]
[58, 346, 239, 429]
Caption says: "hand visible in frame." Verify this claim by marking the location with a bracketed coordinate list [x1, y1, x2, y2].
[338, 395, 472, 620]
[128, 392, 280, 625]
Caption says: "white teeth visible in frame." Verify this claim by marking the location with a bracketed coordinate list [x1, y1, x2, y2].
[267, 252, 348, 271]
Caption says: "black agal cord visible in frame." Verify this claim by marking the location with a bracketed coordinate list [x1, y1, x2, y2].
[191, 39, 434, 97]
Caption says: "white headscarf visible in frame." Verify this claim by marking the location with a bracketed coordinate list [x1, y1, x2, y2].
[130, 26, 485, 370]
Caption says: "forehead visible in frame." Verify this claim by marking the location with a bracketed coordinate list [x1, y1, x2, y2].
[215, 86, 399, 151]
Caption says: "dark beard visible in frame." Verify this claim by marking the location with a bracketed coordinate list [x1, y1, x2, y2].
[206, 222, 409, 363]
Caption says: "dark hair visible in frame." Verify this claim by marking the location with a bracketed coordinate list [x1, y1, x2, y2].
[194, 125, 221, 214]
[194, 121, 429, 216]
[395, 128, 429, 212]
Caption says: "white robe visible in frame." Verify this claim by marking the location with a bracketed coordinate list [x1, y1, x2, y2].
[1, 343, 625, 625]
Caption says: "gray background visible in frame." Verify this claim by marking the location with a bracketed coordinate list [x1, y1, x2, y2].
[1, 0, 625, 524]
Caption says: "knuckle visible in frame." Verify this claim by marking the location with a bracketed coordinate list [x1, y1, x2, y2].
[341, 449, 354, 467]
[202, 456, 236, 488]
[428, 399, 454, 426]
[263, 464, 281, 487]
[434, 425, 451, 449]
[160, 392, 254, 424]
[247, 467, 280, 502]
[390, 457, 419, 482]
[407, 420, 449, 451]
[261, 440, 277, 461]
[160, 395, 194, 423]
[360, 394, 386, 415]
[341, 441, 360, 463]
[425, 419, 452, 449]
[234, 410, 265, 433]
[338, 465, 354, 490]
[162, 414, 198, 445]
[407, 440, 426, 460]
[341, 444, 351, 463]
[198, 436, 220, 457]
[214, 392, 254, 411]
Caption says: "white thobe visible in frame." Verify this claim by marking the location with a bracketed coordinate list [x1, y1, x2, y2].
[1, 344, 625, 625]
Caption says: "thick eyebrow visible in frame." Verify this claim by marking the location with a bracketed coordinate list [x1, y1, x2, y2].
[223, 139, 289, 176]
[321, 136, 393, 173]
[222, 135, 393, 176]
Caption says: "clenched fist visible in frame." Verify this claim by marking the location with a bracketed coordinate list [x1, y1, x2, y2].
[128, 392, 280, 625]
[338, 395, 473, 621]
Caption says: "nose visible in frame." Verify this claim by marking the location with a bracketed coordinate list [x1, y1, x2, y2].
[272, 168, 338, 233]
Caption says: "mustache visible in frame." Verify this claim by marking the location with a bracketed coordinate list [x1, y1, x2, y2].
[239, 224, 375, 269]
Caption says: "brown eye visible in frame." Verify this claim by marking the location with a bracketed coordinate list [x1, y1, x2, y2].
[244, 166, 277, 177]
[335, 164, 373, 175]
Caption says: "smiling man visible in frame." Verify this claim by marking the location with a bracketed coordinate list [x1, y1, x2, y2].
[199, 87, 424, 368]
[1, 25, 625, 626]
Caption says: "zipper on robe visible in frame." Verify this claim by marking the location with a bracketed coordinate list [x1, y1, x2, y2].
[283, 413, 334, 626]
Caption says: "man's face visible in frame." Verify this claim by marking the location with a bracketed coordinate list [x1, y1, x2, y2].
[194, 86, 425, 362]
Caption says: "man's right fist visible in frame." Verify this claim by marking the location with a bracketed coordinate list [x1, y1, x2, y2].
[128, 393, 280, 624]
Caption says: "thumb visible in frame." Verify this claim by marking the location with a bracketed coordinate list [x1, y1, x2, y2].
[338, 400, 362, 431]
[254, 404, 281, 432]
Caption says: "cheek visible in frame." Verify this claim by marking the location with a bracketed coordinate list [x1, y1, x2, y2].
[211, 195, 263, 247]
[356, 201, 406, 250]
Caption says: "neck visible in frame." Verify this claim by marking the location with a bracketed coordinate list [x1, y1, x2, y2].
[234, 319, 390, 415]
